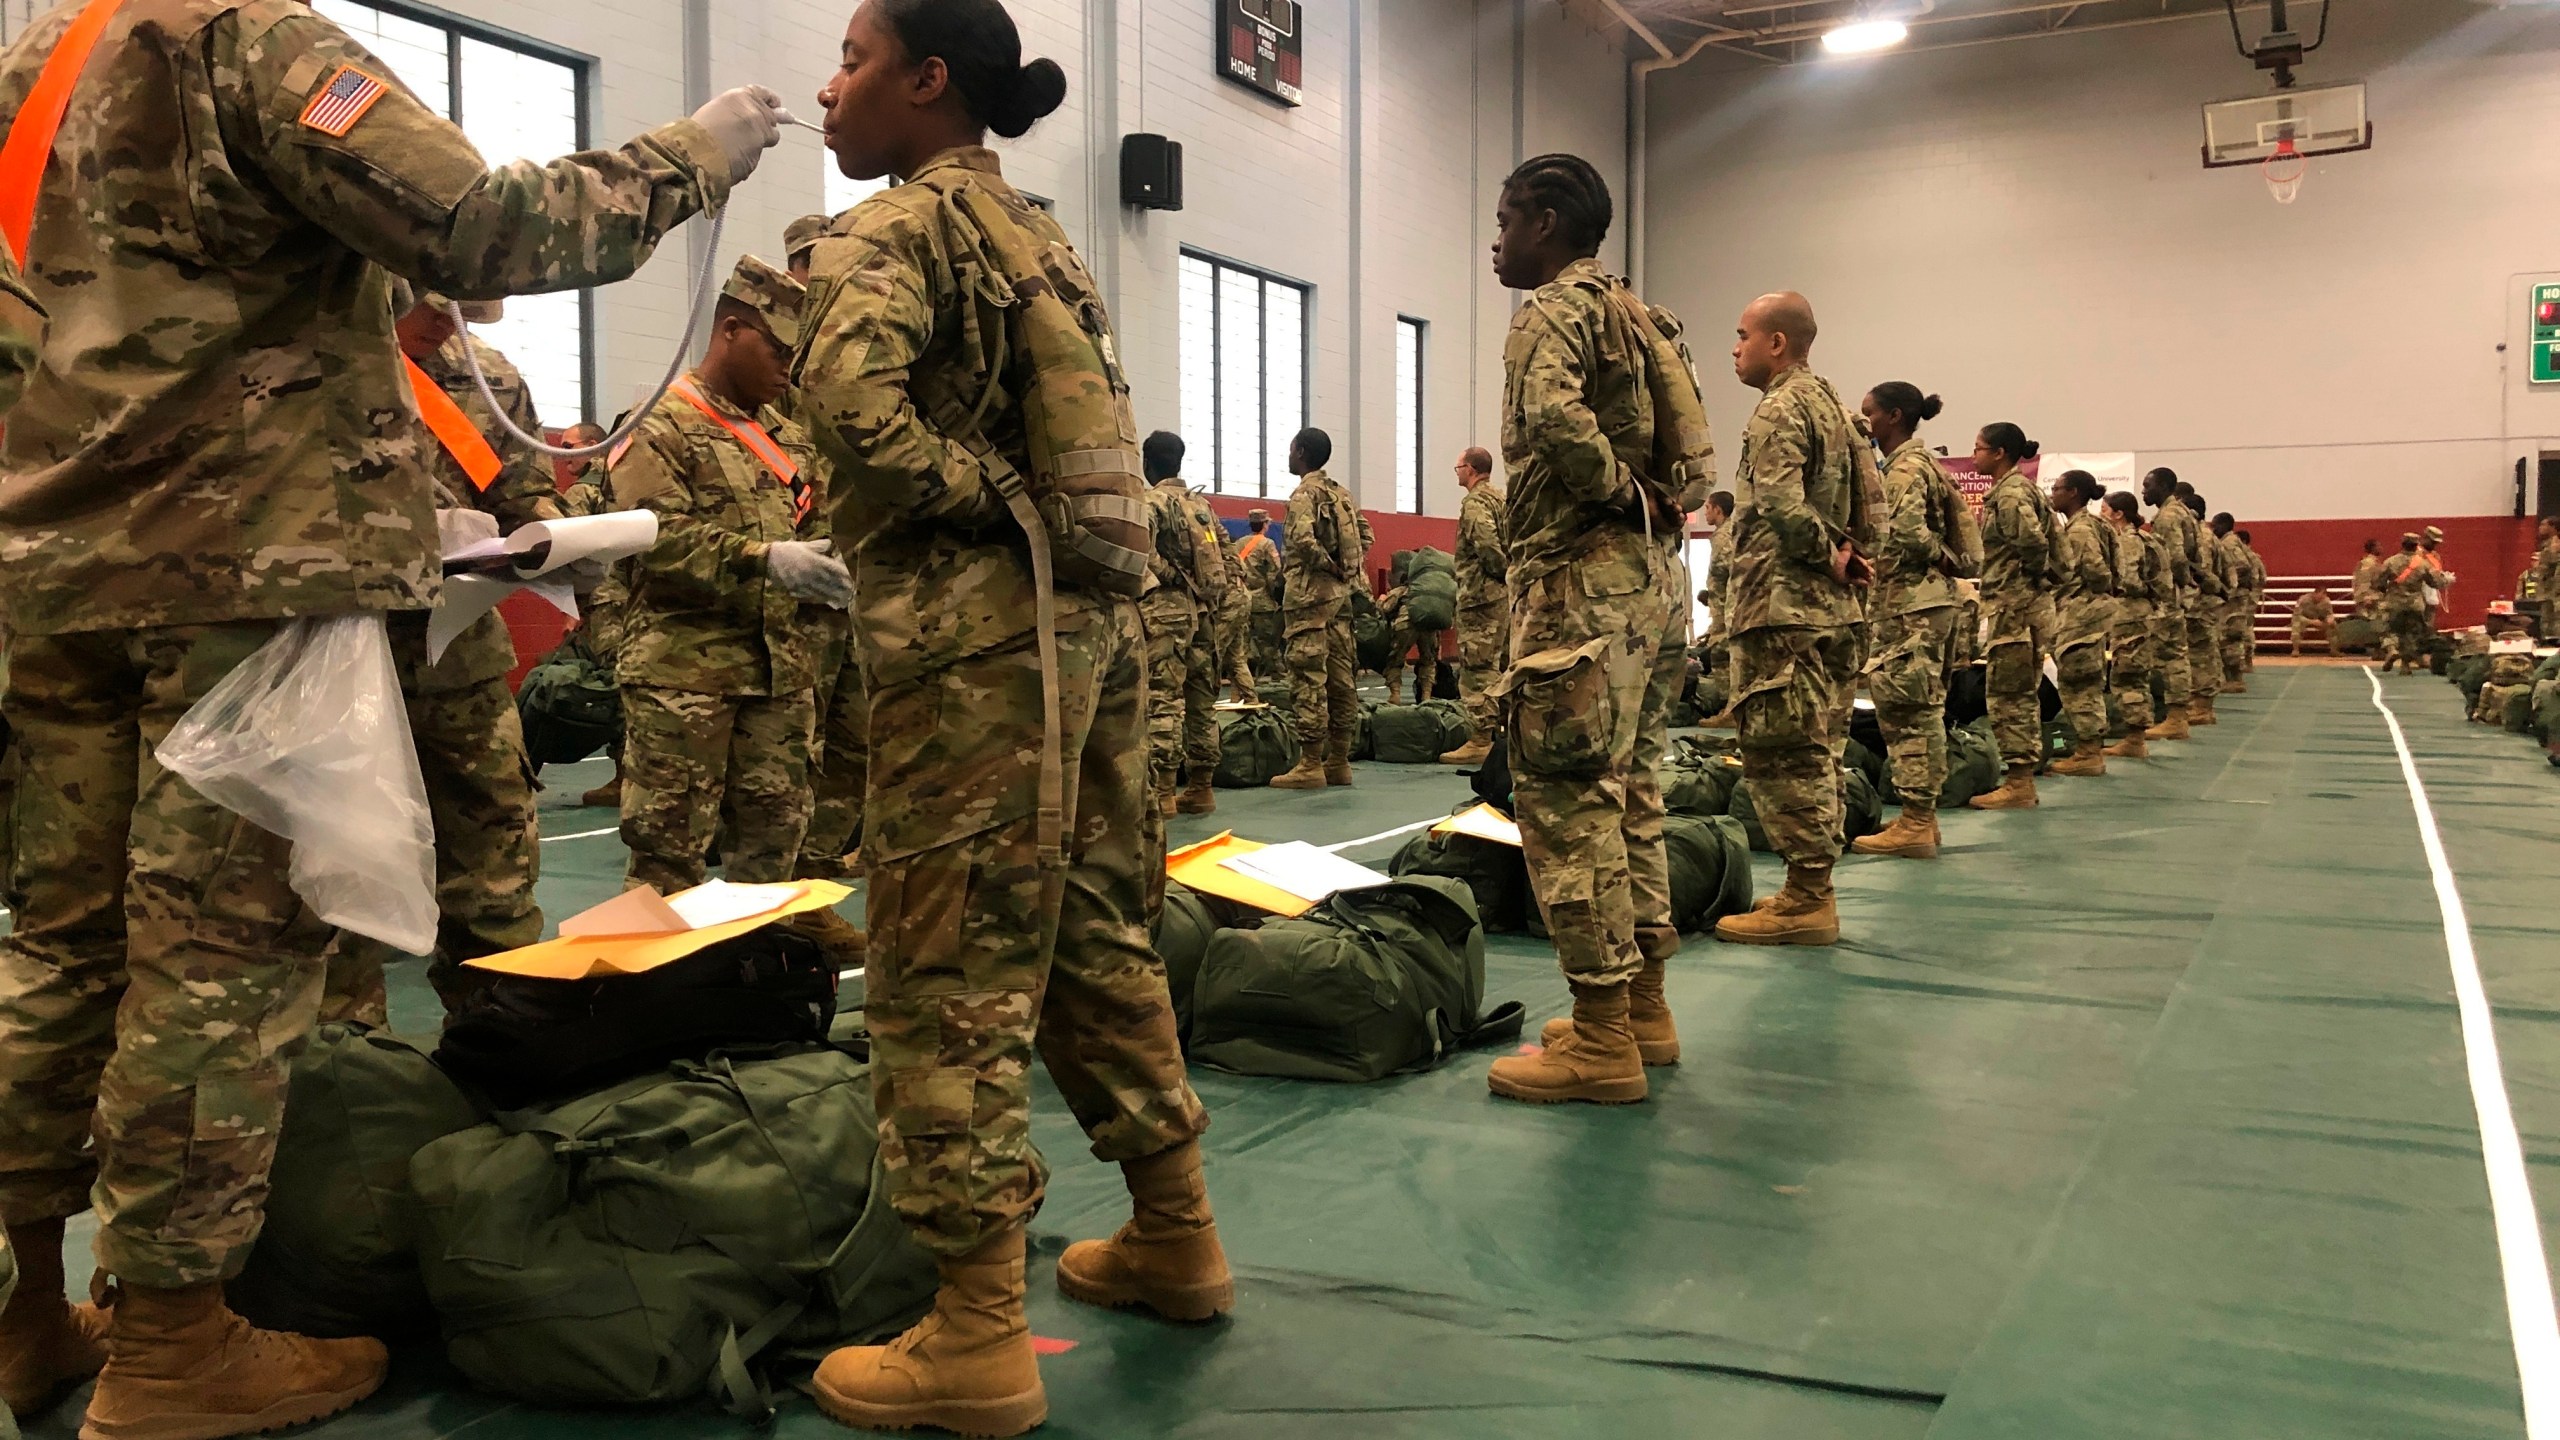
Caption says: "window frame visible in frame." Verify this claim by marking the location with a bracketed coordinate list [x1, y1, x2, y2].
[1394, 315, 1426, 514]
[1178, 246, 1313, 499]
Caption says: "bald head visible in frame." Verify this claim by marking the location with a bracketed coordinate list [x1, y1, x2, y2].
[1731, 291, 1818, 391]
[1750, 292, 1817, 352]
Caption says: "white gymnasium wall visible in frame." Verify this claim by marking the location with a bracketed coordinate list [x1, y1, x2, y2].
[1642, 0, 2560, 521]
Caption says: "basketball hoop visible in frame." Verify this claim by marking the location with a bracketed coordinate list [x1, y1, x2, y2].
[2263, 137, 2306, 205]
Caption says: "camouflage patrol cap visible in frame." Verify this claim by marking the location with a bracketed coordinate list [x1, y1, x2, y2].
[1249, 508, 1269, 521]
[2422, 525, 2445, 544]
[2401, 532, 2421, 544]
[722, 255, 807, 349]
[387, 278, 502, 324]
[784, 213, 831, 261]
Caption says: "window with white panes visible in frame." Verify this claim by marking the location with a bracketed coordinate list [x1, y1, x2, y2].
[1394, 317, 1424, 513]
[1178, 251, 1308, 499]
[314, 0, 593, 427]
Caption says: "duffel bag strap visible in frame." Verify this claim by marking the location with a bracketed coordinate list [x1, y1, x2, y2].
[712, 1292, 811, 1423]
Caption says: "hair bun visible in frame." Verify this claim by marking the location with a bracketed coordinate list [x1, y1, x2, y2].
[2021, 440, 2041, 460]
[1918, 394, 1944, 422]
[990, 56, 1068, 138]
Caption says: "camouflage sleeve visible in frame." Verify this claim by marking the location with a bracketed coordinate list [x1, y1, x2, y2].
[2161, 515, 2194, 591]
[558, 479, 606, 518]
[227, 4, 727, 301]
[2194, 528, 2225, 597]
[1745, 394, 1840, 570]
[1343, 496, 1373, 576]
[797, 212, 1004, 544]
[0, 246, 43, 415]
[1518, 292, 1629, 508]
[2065, 518, 2110, 594]
[1459, 492, 1505, 581]
[1879, 451, 1939, 574]
[610, 420, 769, 617]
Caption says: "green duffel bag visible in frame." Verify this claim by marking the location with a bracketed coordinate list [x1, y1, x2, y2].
[1726, 769, 1883, 853]
[1370, 699, 1470, 763]
[1256, 677, 1295, 709]
[1942, 720, 2003, 807]
[516, 637, 622, 767]
[2500, 684, 2536, 735]
[1405, 548, 1459, 631]
[228, 1025, 488, 1341]
[1661, 744, 1745, 819]
[1355, 606, 1396, 675]
[1351, 701, 1377, 762]
[1841, 734, 1887, 793]
[412, 1044, 938, 1417]
[1190, 877, 1526, 1083]
[1215, 706, 1300, 788]
[1388, 828, 1532, 934]
[2536, 678, 2560, 743]
[1153, 884, 1267, 1041]
[2332, 615, 2383, 654]
[1665, 814, 1753, 933]
[2452, 653, 2492, 705]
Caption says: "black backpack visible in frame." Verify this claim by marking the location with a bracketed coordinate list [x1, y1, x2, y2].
[434, 927, 839, 1109]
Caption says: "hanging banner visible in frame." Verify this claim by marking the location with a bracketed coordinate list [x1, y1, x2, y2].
[1939, 455, 2039, 518]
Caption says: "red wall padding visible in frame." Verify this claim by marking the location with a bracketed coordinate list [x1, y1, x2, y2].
[2238, 515, 2538, 630]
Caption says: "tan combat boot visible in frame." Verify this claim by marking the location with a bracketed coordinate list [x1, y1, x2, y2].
[2224, 676, 2248, 694]
[1488, 982, 1648, 1104]
[813, 1230, 1045, 1439]
[2104, 733, 2149, 759]
[1702, 707, 1739, 731]
[1323, 746, 1355, 788]
[2186, 697, 2217, 726]
[1969, 765, 2040, 810]
[2048, 741, 2107, 778]
[1540, 947, 1680, 1065]
[1055, 1140, 1235, 1322]
[1439, 737, 1492, 766]
[1177, 770, 1218, 816]
[1, 1219, 106, 1421]
[1158, 786, 1180, 818]
[1269, 756, 1328, 790]
[1713, 865, 1842, 946]
[1850, 802, 1940, 859]
[2145, 710, 2190, 741]
[81, 1284, 386, 1440]
[788, 905, 869, 969]
[578, 767, 622, 810]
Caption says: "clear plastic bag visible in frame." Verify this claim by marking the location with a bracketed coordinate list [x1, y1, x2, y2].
[155, 614, 436, 954]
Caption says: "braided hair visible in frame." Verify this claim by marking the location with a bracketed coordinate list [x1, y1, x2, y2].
[1502, 153, 1613, 253]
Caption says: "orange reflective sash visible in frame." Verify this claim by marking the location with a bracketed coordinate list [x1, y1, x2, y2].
[668, 377, 809, 522]
[404, 355, 502, 491]
[1238, 533, 1273, 561]
[0, 0, 127, 263]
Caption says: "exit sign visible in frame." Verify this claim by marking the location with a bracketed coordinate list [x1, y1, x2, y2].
[2535, 283, 2560, 384]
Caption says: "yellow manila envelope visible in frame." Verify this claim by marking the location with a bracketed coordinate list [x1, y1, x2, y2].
[465, 879, 854, 980]
[1431, 804, 1523, 848]
[1165, 832, 1314, 918]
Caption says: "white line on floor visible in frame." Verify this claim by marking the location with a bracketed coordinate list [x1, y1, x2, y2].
[1322, 816, 1442, 854]
[2364, 664, 2560, 1436]
[540, 825, 621, 844]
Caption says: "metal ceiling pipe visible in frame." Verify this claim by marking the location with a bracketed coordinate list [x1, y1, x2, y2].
[1595, 0, 1732, 291]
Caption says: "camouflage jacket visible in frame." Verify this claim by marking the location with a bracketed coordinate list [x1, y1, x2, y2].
[1723, 365, 1862, 635]
[2352, 554, 2385, 608]
[405, 333, 562, 693]
[2242, 540, 2268, 600]
[1239, 533, 1283, 610]
[0, 0, 727, 637]
[798, 147, 1136, 688]
[1873, 438, 1961, 617]
[2530, 539, 2560, 608]
[1142, 479, 1223, 610]
[1281, 469, 1370, 609]
[2379, 551, 2436, 609]
[0, 244, 37, 413]
[2121, 523, 2170, 616]
[1454, 482, 1509, 611]
[2153, 500, 2208, 601]
[2215, 532, 2252, 607]
[609, 372, 824, 697]
[1979, 472, 2056, 612]
[1500, 258, 1663, 588]
[2055, 509, 2118, 645]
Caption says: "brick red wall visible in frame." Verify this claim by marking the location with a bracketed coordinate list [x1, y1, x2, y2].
[2239, 515, 2538, 630]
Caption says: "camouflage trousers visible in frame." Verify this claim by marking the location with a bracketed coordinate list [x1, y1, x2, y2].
[1736, 624, 1862, 871]
[800, 629, 871, 876]
[1454, 601, 1507, 740]
[0, 729, 17, 916]
[323, 662, 544, 1027]
[1985, 592, 2057, 769]
[2111, 611, 2156, 734]
[1142, 595, 1219, 796]
[2290, 615, 2332, 652]
[1502, 547, 1687, 987]
[1381, 623, 1447, 707]
[862, 599, 1208, 1256]
[2186, 605, 2224, 699]
[1250, 602, 1285, 683]
[621, 685, 816, 893]
[2153, 600, 2192, 707]
[1283, 600, 1360, 760]
[0, 622, 333, 1288]
[2055, 601, 2114, 747]
[1216, 585, 1255, 696]
[2221, 600, 2253, 681]
[0, 1225, 13, 1440]
[1865, 605, 1959, 808]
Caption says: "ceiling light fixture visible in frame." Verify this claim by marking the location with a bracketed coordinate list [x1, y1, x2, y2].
[1821, 17, 1909, 53]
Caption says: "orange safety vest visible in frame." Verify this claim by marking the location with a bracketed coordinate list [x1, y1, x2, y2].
[666, 376, 810, 524]
[1238, 532, 1274, 561]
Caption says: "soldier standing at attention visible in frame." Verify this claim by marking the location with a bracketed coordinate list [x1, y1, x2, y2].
[796, 4, 1225, 1432]
[2210, 511, 2252, 693]
[2239, 527, 2268, 675]
[1969, 424, 2059, 810]
[2528, 517, 2560, 639]
[2351, 537, 2386, 621]
[2167, 478, 2225, 721]
[1239, 507, 1285, 681]
[2142, 467, 2202, 739]
[1271, 427, 1372, 789]
[1443, 447, 1507, 764]
[2377, 532, 2436, 675]
[1695, 488, 1741, 725]
[322, 294, 560, 1029]
[611, 258, 853, 896]
[1211, 514, 1257, 702]
[2102, 492, 2167, 760]
[1850, 383, 1974, 860]
[1477, 153, 1698, 1106]
[1711, 292, 1870, 941]
[1139, 431, 1224, 816]
[0, 0, 782, 1424]
[2046, 470, 2118, 778]
[0, 253, 40, 1437]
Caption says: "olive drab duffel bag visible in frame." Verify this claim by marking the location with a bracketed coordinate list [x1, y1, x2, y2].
[1404, 547, 1460, 632]
[1369, 699, 1472, 764]
[1189, 877, 1525, 1083]
[516, 634, 622, 768]
[227, 1026, 490, 1341]
[1660, 735, 1745, 819]
[1214, 705, 1300, 788]
[1665, 813, 1754, 934]
[1388, 828, 1533, 935]
[1151, 883, 1266, 1044]
[412, 1044, 938, 1418]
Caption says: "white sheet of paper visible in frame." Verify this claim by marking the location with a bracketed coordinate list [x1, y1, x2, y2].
[428, 512, 658, 663]
[556, 886, 688, 938]
[1218, 842, 1391, 905]
[666, 880, 808, 930]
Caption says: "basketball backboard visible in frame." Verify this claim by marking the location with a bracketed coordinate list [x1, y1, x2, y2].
[2201, 81, 2370, 167]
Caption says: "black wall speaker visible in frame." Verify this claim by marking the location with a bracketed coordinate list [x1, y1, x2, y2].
[1121, 133, 1183, 211]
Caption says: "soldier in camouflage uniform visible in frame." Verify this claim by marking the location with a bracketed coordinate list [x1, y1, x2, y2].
[2142, 468, 2201, 740]
[2102, 493, 2167, 759]
[1714, 293, 1871, 943]
[0, 0, 777, 1424]
[2352, 539, 2386, 623]
[1850, 384, 1969, 859]
[1444, 448, 1507, 764]
[2377, 533, 2438, 675]
[2527, 518, 2560, 640]
[2239, 528, 2268, 675]
[796, 19, 1225, 1429]
[1475, 155, 1696, 1108]
[1211, 519, 1256, 701]
[0, 249, 39, 1440]
[611, 257, 849, 895]
[2046, 470, 2119, 778]
[1238, 508, 1285, 681]
[2169, 481, 2225, 718]
[2210, 512, 2252, 693]
[1271, 429, 1373, 789]
[320, 295, 556, 1030]
[1970, 425, 2059, 809]
[1697, 489, 1739, 724]
[1138, 432, 1224, 815]
[785, 210, 873, 886]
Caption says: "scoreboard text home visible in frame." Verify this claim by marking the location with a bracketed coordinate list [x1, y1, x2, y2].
[1220, 0, 1303, 107]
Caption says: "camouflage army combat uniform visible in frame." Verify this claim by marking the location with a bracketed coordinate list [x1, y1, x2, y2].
[2148, 498, 2202, 733]
[1452, 480, 1509, 746]
[1211, 523, 1256, 698]
[1238, 522, 1285, 680]
[2217, 530, 2254, 687]
[1860, 438, 1969, 820]
[323, 322, 556, 1027]
[1140, 476, 1224, 807]
[1377, 583, 1447, 706]
[1279, 469, 1373, 775]
[2051, 508, 2119, 761]
[2352, 552, 2385, 621]
[2240, 538, 2267, 674]
[0, 255, 35, 936]
[1978, 472, 2060, 779]
[2108, 521, 2168, 746]
[612, 262, 824, 894]
[0, 0, 727, 1325]
[794, 147, 1209, 1260]
[2378, 546, 2438, 674]
[2528, 533, 2560, 640]
[2177, 506, 2226, 708]
[2290, 589, 2334, 652]
[798, 604, 871, 878]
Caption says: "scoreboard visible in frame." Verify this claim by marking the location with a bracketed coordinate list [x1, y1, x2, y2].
[1219, 0, 1303, 108]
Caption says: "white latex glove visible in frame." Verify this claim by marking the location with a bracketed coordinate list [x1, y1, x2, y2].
[692, 86, 787, 185]
[437, 508, 500, 558]
[767, 539, 854, 609]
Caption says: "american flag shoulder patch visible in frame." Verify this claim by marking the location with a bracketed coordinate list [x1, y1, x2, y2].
[299, 64, 389, 138]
